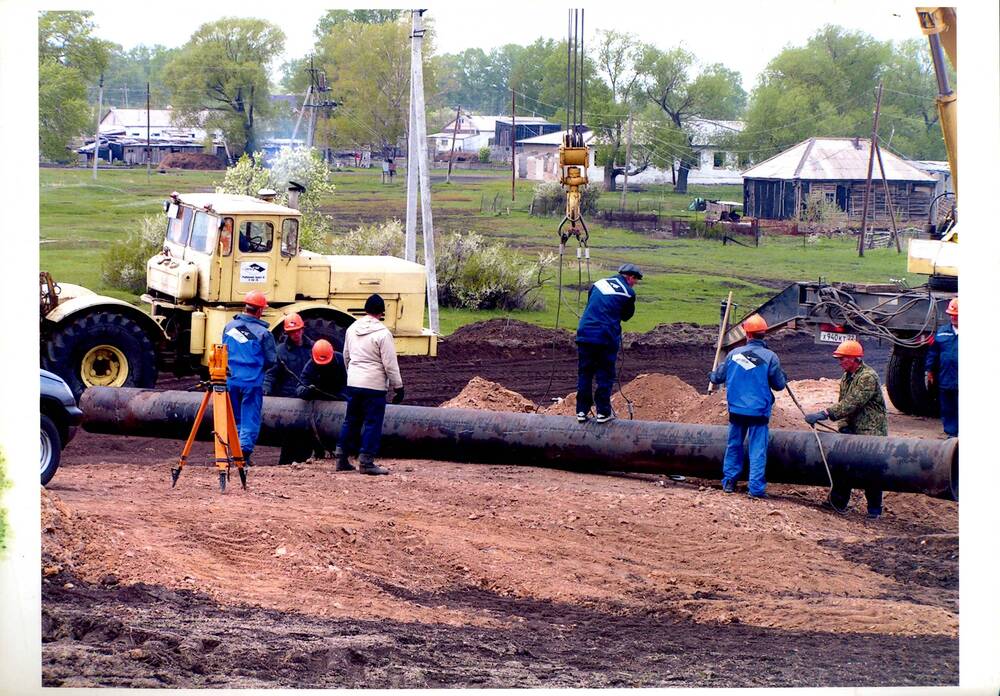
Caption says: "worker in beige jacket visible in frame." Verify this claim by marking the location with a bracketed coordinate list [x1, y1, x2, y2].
[333, 294, 404, 475]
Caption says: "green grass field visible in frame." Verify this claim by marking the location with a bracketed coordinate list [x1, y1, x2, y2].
[40, 166, 917, 333]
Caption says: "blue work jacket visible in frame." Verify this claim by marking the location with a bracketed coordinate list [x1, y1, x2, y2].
[575, 274, 636, 348]
[222, 313, 277, 388]
[710, 339, 787, 418]
[925, 324, 959, 390]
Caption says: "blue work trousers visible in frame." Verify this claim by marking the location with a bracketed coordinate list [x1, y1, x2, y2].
[722, 422, 770, 497]
[576, 342, 617, 416]
[939, 388, 958, 437]
[228, 384, 263, 456]
[338, 387, 388, 457]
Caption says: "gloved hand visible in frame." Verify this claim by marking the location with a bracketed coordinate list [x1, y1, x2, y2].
[391, 387, 405, 404]
[925, 371, 935, 389]
[804, 410, 828, 426]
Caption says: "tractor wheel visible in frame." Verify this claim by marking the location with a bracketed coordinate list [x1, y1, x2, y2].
[885, 350, 916, 415]
[908, 347, 940, 418]
[44, 311, 158, 399]
[40, 414, 61, 486]
[302, 314, 353, 351]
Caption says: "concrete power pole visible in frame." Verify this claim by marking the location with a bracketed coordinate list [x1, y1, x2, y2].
[92, 73, 104, 180]
[407, 9, 439, 334]
[620, 111, 634, 211]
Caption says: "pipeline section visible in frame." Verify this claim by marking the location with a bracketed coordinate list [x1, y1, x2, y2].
[81, 387, 958, 500]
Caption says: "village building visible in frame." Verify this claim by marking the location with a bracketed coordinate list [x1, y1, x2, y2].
[77, 107, 227, 166]
[741, 137, 937, 223]
[515, 129, 597, 181]
[428, 113, 504, 153]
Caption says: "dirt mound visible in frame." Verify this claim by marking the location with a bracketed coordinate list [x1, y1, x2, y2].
[440, 376, 538, 413]
[545, 372, 807, 429]
[445, 318, 574, 350]
[41, 487, 80, 573]
[157, 152, 226, 170]
[625, 321, 812, 348]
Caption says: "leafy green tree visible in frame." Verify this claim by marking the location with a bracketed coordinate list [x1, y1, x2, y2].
[314, 9, 403, 39]
[37, 10, 112, 162]
[312, 18, 435, 153]
[163, 18, 285, 156]
[877, 38, 951, 160]
[737, 26, 894, 162]
[101, 44, 178, 108]
[639, 46, 746, 193]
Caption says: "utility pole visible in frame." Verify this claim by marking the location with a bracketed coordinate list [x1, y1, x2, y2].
[292, 85, 312, 142]
[511, 88, 516, 200]
[620, 111, 634, 211]
[446, 105, 461, 183]
[146, 82, 151, 180]
[92, 73, 104, 180]
[404, 14, 420, 263]
[407, 9, 439, 333]
[858, 81, 884, 257]
[875, 142, 902, 253]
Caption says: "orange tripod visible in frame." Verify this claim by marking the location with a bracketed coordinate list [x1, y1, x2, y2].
[171, 344, 247, 492]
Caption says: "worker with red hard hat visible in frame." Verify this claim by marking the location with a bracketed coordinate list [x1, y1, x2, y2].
[263, 313, 318, 464]
[221, 290, 277, 466]
[925, 297, 959, 437]
[708, 313, 787, 499]
[805, 339, 888, 519]
[297, 339, 348, 403]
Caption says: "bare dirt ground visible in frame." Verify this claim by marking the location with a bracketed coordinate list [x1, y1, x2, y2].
[41, 320, 957, 688]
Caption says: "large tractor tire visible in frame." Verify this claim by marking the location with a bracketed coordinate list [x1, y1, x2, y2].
[44, 311, 158, 399]
[302, 313, 354, 351]
[885, 351, 916, 415]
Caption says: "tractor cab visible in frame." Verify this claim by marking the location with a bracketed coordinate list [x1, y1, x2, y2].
[149, 192, 302, 306]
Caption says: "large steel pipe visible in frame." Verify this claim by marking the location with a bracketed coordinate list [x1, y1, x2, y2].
[81, 387, 958, 500]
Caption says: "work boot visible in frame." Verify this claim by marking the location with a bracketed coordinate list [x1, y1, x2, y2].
[242, 452, 252, 468]
[747, 491, 769, 500]
[333, 447, 355, 472]
[358, 453, 388, 476]
[722, 480, 735, 494]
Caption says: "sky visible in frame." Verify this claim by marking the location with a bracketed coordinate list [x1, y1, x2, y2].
[77, 0, 927, 94]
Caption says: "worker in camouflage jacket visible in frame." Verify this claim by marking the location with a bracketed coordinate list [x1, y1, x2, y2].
[805, 340, 888, 519]
[263, 313, 314, 398]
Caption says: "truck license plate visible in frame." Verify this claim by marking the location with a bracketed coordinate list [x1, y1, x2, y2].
[819, 331, 858, 344]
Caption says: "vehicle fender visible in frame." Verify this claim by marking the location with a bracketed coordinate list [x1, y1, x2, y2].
[43, 294, 165, 345]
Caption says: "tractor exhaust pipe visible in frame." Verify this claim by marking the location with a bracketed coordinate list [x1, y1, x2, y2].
[80, 388, 958, 500]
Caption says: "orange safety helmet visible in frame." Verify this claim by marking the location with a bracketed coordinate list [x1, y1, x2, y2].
[312, 339, 334, 365]
[283, 312, 305, 332]
[945, 297, 958, 316]
[832, 339, 864, 358]
[742, 314, 768, 335]
[244, 290, 268, 309]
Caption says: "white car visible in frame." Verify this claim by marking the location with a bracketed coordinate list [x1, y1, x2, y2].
[40, 370, 83, 486]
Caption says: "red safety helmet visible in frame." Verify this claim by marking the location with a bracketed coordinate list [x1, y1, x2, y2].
[832, 339, 864, 358]
[244, 290, 268, 309]
[283, 313, 305, 332]
[945, 297, 958, 316]
[742, 314, 768, 335]
[312, 339, 334, 365]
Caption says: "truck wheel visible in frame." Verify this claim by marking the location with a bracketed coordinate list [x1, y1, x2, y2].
[885, 351, 916, 415]
[908, 348, 940, 418]
[303, 315, 352, 351]
[41, 414, 61, 486]
[44, 311, 158, 399]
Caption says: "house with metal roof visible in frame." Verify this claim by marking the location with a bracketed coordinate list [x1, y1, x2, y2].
[741, 137, 937, 223]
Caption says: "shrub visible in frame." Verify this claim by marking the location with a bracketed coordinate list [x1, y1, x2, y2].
[478, 146, 491, 163]
[531, 181, 600, 216]
[329, 219, 405, 257]
[101, 216, 164, 294]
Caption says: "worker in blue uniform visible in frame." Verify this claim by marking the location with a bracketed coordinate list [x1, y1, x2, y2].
[709, 314, 787, 499]
[222, 290, 277, 466]
[575, 263, 642, 424]
[925, 297, 959, 437]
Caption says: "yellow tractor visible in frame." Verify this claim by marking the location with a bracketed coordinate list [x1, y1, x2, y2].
[41, 190, 436, 397]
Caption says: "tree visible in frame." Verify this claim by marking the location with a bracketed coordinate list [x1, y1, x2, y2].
[737, 26, 894, 162]
[314, 9, 402, 39]
[312, 18, 434, 153]
[37, 11, 112, 162]
[101, 44, 178, 108]
[639, 46, 746, 193]
[877, 38, 951, 160]
[163, 18, 285, 156]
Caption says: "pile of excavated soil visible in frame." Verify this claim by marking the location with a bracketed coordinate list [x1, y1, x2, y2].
[440, 376, 538, 413]
[444, 318, 574, 350]
[157, 152, 225, 170]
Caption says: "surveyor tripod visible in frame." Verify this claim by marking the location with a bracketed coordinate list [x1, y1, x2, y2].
[171, 344, 247, 492]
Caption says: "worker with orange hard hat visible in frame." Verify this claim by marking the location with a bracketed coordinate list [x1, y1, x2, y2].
[805, 339, 888, 519]
[263, 313, 318, 464]
[221, 290, 278, 466]
[925, 297, 959, 437]
[708, 313, 787, 499]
